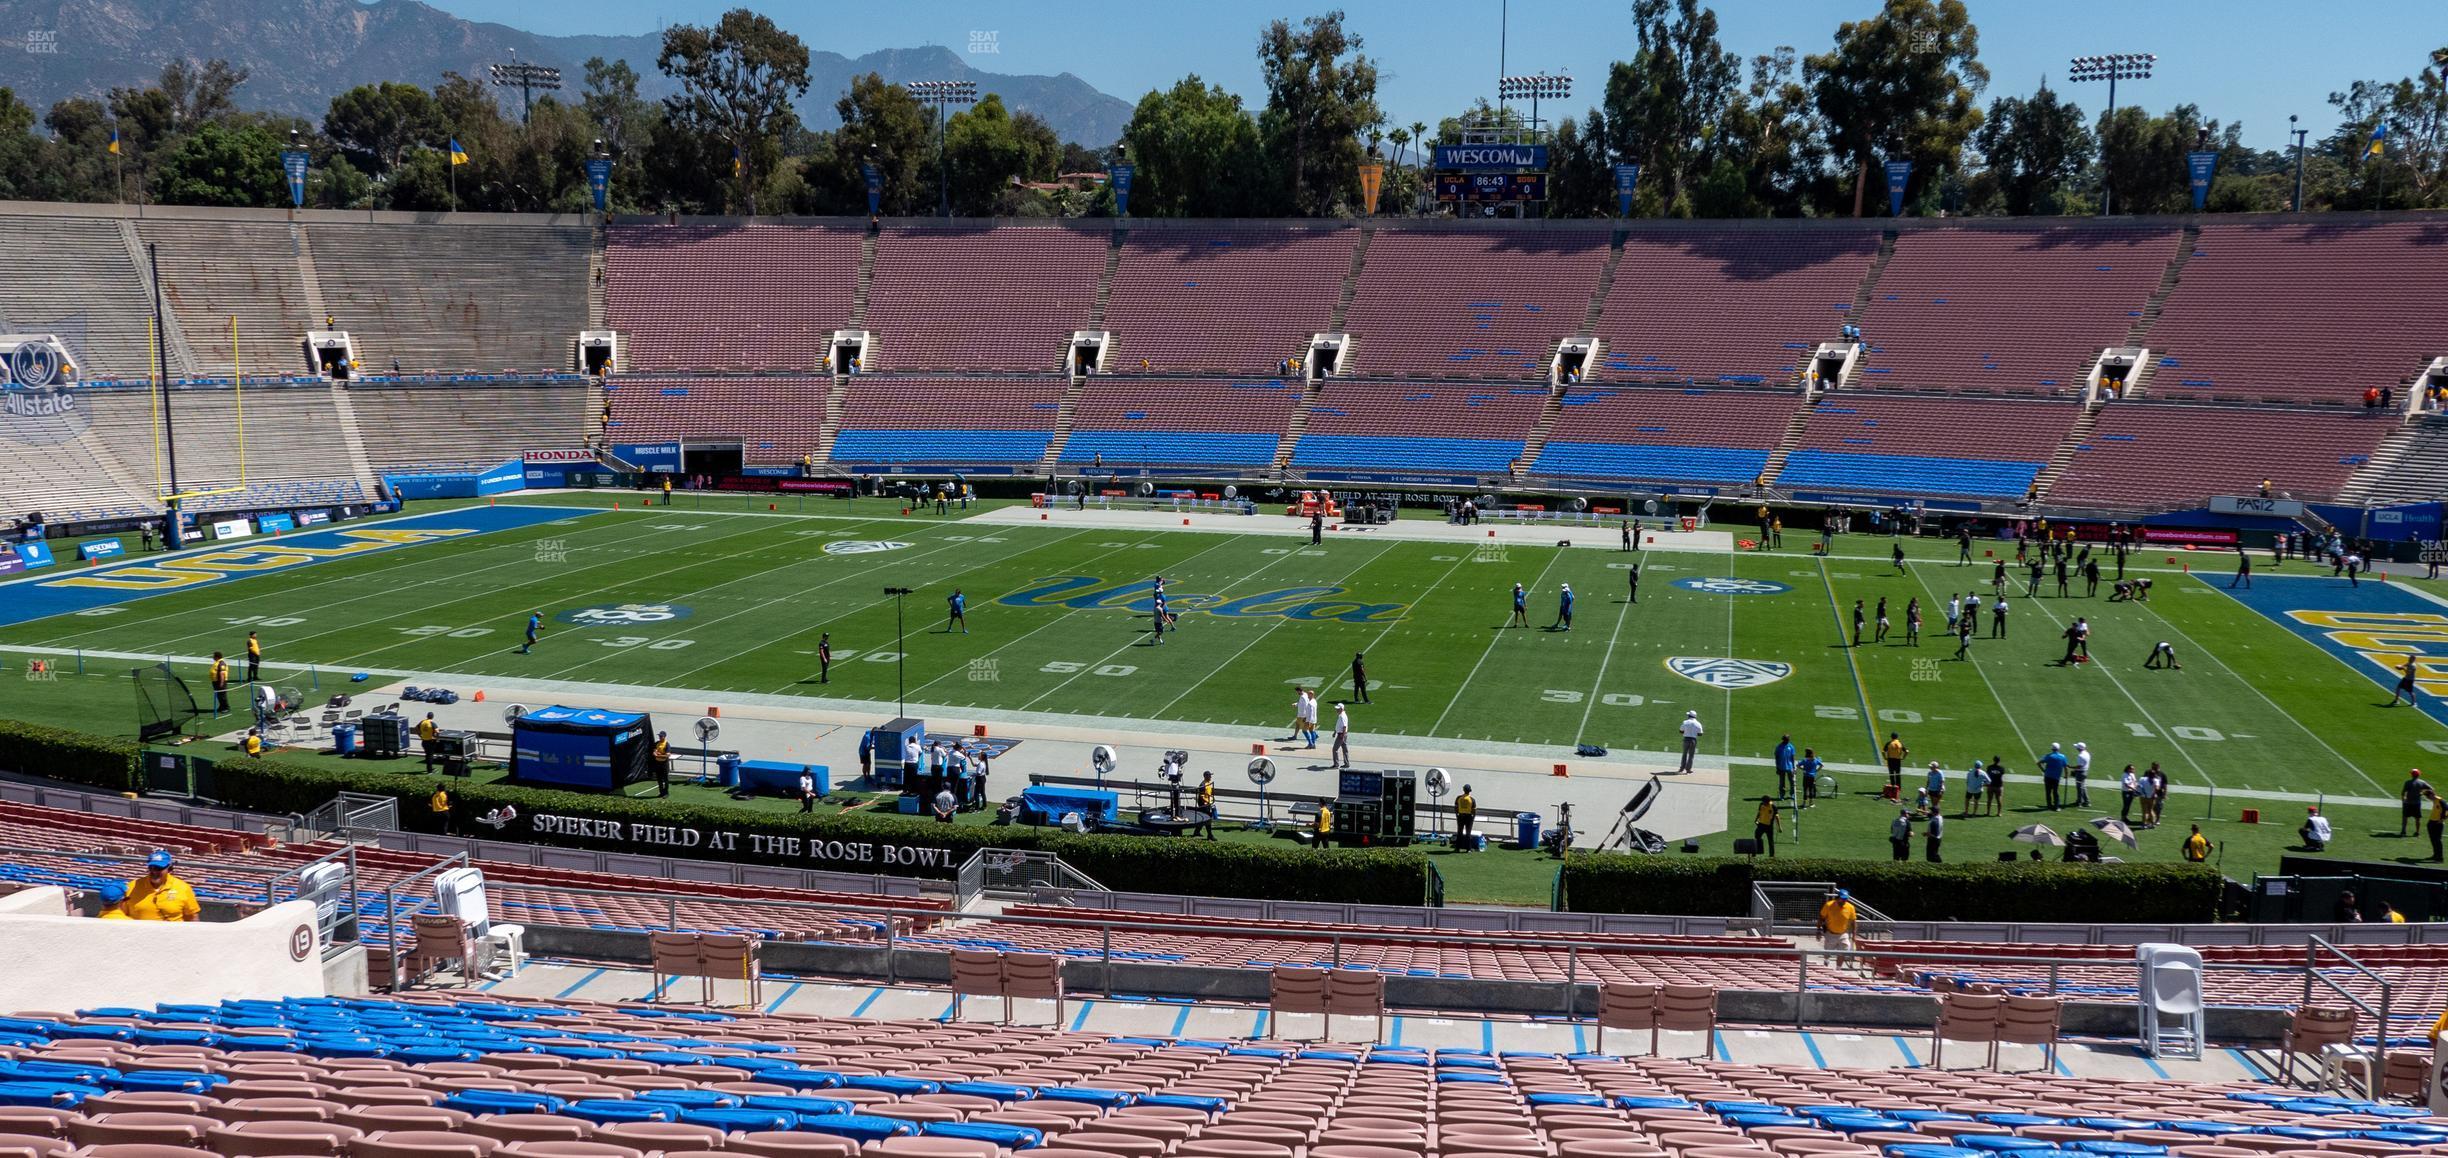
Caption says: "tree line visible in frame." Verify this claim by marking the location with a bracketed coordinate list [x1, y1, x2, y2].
[0, 2, 2435, 219]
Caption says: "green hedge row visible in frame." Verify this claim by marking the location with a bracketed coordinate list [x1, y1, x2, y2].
[57, 747, 1429, 906]
[1558, 854, 2224, 923]
[0, 720, 137, 793]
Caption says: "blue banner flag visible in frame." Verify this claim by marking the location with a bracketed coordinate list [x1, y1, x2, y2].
[1109, 162, 1134, 217]
[2186, 151, 2217, 211]
[585, 157, 612, 212]
[862, 162, 882, 216]
[1884, 160, 1913, 217]
[1612, 163, 1641, 217]
[281, 149, 309, 208]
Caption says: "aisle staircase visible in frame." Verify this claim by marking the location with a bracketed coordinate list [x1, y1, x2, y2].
[1513, 387, 1567, 480]
[2029, 403, 2105, 501]
[2118, 224, 2199, 398]
[1038, 377, 1088, 475]
[1755, 397, 1821, 486]
[324, 383, 381, 497]
[1273, 380, 1324, 473]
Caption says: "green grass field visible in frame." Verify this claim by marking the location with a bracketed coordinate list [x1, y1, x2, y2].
[6, 491, 2447, 890]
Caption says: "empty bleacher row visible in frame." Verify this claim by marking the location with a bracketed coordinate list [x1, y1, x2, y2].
[1341, 231, 1609, 381]
[831, 379, 1067, 468]
[138, 219, 316, 379]
[2146, 221, 2448, 404]
[2049, 404, 2391, 508]
[347, 382, 595, 475]
[603, 377, 833, 466]
[314, 224, 592, 375]
[1104, 229, 1356, 375]
[1775, 395, 2083, 500]
[1293, 383, 1550, 475]
[1060, 380, 1303, 471]
[0, 991, 2439, 1158]
[863, 227, 1107, 374]
[1531, 389, 1798, 487]
[604, 226, 863, 374]
[1852, 226, 2176, 396]
[1594, 231, 1877, 388]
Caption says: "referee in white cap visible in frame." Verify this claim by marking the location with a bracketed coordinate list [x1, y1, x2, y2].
[1677, 711, 1703, 773]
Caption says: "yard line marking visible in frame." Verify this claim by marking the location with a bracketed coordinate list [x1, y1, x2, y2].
[1904, 563, 2038, 763]
[2156, 579, 2385, 795]
[1815, 559, 1880, 754]
[332, 515, 899, 669]
[1018, 534, 1379, 713]
[1574, 546, 1644, 746]
[34, 506, 672, 652]
[896, 530, 1249, 702]
[627, 526, 1103, 689]
[1148, 539, 1414, 721]
[2015, 581, 2220, 790]
[1431, 547, 1569, 737]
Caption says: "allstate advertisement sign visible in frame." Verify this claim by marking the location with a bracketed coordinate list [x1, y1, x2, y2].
[1434, 144, 1548, 171]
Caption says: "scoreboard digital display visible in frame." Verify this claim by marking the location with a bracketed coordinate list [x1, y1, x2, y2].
[1436, 172, 1547, 203]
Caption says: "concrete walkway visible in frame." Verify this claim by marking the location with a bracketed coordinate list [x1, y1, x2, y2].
[472, 957, 2280, 1086]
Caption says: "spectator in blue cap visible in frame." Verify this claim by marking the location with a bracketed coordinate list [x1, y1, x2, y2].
[95, 880, 134, 919]
[126, 849, 200, 922]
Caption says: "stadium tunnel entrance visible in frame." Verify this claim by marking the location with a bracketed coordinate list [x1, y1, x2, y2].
[683, 442, 742, 479]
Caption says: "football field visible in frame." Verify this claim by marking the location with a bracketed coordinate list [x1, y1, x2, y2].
[5, 493, 2445, 819]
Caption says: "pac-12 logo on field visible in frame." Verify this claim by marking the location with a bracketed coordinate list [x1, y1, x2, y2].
[559, 603, 692, 627]
[1666, 657, 1793, 689]
[1673, 576, 1791, 596]
[823, 540, 913, 556]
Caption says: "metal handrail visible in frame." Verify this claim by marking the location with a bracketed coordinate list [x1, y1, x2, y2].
[438, 873, 2327, 1024]
[2303, 935, 2394, 1098]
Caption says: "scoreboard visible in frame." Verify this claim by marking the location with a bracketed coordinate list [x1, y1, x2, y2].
[1436, 172, 1546, 203]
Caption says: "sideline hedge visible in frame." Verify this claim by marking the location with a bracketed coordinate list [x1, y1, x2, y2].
[0, 724, 1430, 905]
[1558, 853, 2223, 922]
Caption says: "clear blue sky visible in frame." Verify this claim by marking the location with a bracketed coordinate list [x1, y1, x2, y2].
[432, 0, 2440, 150]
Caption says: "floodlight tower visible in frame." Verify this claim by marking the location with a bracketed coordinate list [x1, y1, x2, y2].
[906, 80, 979, 216]
[2068, 52, 2155, 215]
[1498, 73, 1573, 143]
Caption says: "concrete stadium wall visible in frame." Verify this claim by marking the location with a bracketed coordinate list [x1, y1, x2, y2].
[0, 888, 328, 1010]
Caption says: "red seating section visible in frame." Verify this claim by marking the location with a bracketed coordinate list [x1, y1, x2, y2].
[605, 226, 860, 372]
[1793, 394, 2081, 461]
[2047, 403, 2390, 507]
[838, 379, 1065, 431]
[1105, 229, 1356, 374]
[1343, 231, 1609, 379]
[1071, 379, 1306, 434]
[1856, 226, 2175, 394]
[604, 376, 829, 464]
[864, 226, 1107, 372]
[1596, 230, 1878, 385]
[1548, 389, 1799, 450]
[1303, 382, 1551, 440]
[2147, 220, 2448, 402]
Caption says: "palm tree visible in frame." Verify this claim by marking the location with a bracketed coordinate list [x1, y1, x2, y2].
[1388, 126, 1411, 169]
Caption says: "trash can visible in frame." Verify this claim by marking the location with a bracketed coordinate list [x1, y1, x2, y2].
[1514, 811, 1542, 851]
[716, 753, 742, 790]
[333, 723, 357, 757]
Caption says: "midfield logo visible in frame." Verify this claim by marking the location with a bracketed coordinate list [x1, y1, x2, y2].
[824, 540, 913, 555]
[1674, 576, 1792, 596]
[1665, 657, 1794, 689]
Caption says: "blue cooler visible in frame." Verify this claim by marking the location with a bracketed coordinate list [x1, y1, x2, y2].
[333, 724, 357, 756]
[717, 753, 742, 789]
[1513, 812, 1541, 850]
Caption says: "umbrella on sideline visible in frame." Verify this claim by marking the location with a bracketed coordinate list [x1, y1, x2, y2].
[2090, 817, 2140, 849]
[2010, 824, 2065, 847]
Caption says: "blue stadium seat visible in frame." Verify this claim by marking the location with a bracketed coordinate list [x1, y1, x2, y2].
[1775, 449, 2041, 499]
[1532, 443, 1770, 485]
[1060, 431, 1279, 468]
[1291, 435, 1523, 474]
[831, 430, 1050, 465]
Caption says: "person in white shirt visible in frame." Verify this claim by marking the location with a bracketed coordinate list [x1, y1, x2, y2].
[797, 770, 816, 813]
[2302, 806, 2333, 850]
[1332, 703, 1352, 769]
[1299, 689, 1319, 748]
[1287, 690, 1308, 745]
[1677, 711, 1704, 773]
[2071, 742, 2093, 807]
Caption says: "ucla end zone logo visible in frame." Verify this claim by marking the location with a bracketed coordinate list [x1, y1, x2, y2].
[824, 540, 913, 556]
[559, 603, 692, 627]
[1674, 576, 1791, 596]
[1666, 657, 1793, 689]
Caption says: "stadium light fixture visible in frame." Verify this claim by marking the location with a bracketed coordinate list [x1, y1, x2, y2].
[2068, 52, 2154, 216]
[488, 49, 563, 126]
[2288, 115, 2308, 213]
[906, 80, 979, 217]
[1498, 73, 1572, 142]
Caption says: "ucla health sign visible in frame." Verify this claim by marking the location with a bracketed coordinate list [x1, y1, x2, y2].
[1433, 144, 1548, 172]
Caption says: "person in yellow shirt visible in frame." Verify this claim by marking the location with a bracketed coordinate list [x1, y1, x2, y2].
[2183, 824, 2210, 862]
[209, 652, 231, 716]
[245, 631, 262, 683]
[2385, 904, 2408, 923]
[242, 729, 264, 759]
[2428, 788, 2447, 862]
[430, 786, 452, 835]
[1753, 796, 1780, 856]
[95, 880, 135, 919]
[1455, 785, 1477, 849]
[415, 712, 440, 771]
[1818, 889, 1858, 971]
[124, 850, 200, 922]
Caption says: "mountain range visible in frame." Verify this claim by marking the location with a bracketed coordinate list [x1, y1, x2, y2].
[0, 0, 1136, 145]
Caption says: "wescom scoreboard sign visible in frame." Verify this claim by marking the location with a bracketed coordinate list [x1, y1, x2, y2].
[1436, 173, 1547, 203]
